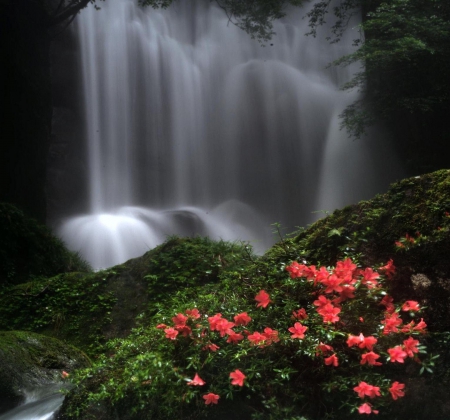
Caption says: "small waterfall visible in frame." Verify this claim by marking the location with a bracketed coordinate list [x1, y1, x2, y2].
[59, 0, 403, 269]
[0, 386, 64, 420]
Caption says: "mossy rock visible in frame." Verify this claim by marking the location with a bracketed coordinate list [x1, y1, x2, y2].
[0, 237, 254, 355]
[0, 331, 90, 414]
[0, 202, 91, 285]
[262, 169, 450, 331]
[57, 170, 450, 419]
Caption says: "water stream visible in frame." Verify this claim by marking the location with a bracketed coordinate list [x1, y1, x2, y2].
[0, 387, 64, 420]
[59, 0, 403, 269]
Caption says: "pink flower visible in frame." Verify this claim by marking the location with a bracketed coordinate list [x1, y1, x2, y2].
[234, 312, 252, 326]
[226, 331, 244, 344]
[208, 313, 223, 331]
[185, 308, 200, 319]
[187, 373, 205, 386]
[403, 336, 420, 358]
[262, 327, 280, 344]
[286, 261, 307, 278]
[382, 312, 403, 334]
[215, 318, 235, 337]
[61, 371, 69, 379]
[361, 351, 382, 366]
[358, 403, 378, 414]
[288, 322, 308, 339]
[324, 353, 338, 367]
[378, 259, 396, 279]
[164, 327, 179, 340]
[317, 303, 340, 323]
[402, 300, 420, 312]
[255, 290, 271, 308]
[316, 342, 333, 355]
[203, 393, 219, 405]
[389, 381, 405, 400]
[172, 313, 188, 326]
[388, 346, 408, 363]
[202, 343, 220, 352]
[292, 308, 308, 320]
[247, 332, 266, 346]
[354, 382, 381, 399]
[229, 369, 246, 386]
[413, 318, 427, 333]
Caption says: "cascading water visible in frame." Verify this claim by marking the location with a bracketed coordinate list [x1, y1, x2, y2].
[59, 0, 403, 269]
[0, 386, 65, 420]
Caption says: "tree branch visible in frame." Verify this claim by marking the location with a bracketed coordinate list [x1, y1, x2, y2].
[46, 0, 92, 27]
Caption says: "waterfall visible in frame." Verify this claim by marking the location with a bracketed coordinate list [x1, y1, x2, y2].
[59, 0, 403, 269]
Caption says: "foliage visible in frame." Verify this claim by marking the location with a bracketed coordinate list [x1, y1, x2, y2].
[0, 203, 91, 286]
[0, 272, 117, 355]
[63, 255, 432, 419]
[330, 0, 450, 138]
[142, 236, 255, 307]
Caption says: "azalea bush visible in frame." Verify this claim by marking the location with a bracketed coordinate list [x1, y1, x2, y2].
[67, 255, 431, 419]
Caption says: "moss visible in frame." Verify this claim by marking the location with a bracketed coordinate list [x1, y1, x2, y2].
[56, 170, 450, 419]
[0, 203, 91, 286]
[0, 330, 90, 414]
[0, 236, 254, 355]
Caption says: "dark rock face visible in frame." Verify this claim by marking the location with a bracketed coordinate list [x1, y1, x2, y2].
[0, 0, 52, 223]
[47, 20, 89, 223]
[0, 330, 90, 414]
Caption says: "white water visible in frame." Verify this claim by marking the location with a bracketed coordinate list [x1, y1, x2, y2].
[0, 387, 64, 420]
[59, 0, 403, 269]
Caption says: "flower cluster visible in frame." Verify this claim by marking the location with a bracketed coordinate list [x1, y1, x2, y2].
[155, 257, 427, 415]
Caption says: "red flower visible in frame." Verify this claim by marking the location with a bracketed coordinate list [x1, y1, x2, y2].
[358, 403, 378, 414]
[316, 342, 333, 355]
[382, 312, 403, 334]
[313, 295, 332, 309]
[262, 327, 280, 344]
[388, 346, 408, 363]
[164, 327, 178, 340]
[247, 331, 266, 346]
[215, 319, 235, 337]
[317, 303, 341, 323]
[234, 312, 252, 326]
[255, 290, 271, 308]
[288, 322, 308, 339]
[347, 334, 362, 347]
[321, 274, 344, 294]
[226, 332, 244, 344]
[292, 308, 308, 320]
[185, 308, 200, 319]
[354, 381, 381, 399]
[324, 353, 338, 367]
[202, 343, 220, 352]
[229, 369, 246, 386]
[172, 313, 188, 326]
[334, 258, 357, 277]
[413, 318, 427, 333]
[286, 261, 307, 278]
[187, 373, 205, 386]
[208, 313, 223, 331]
[203, 393, 220, 405]
[61, 371, 69, 379]
[361, 336, 377, 351]
[378, 259, 396, 279]
[379, 295, 395, 314]
[360, 267, 380, 288]
[156, 323, 167, 329]
[389, 381, 405, 400]
[403, 336, 420, 358]
[360, 351, 382, 366]
[401, 300, 420, 312]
